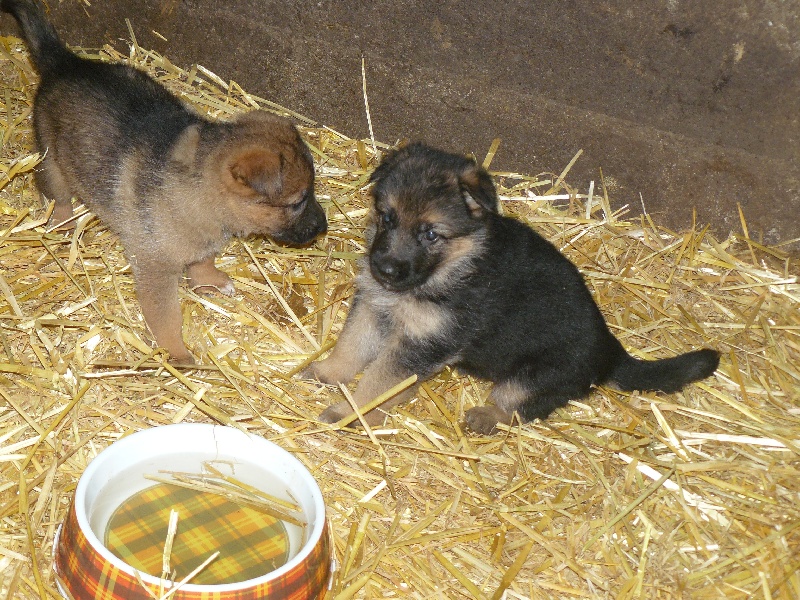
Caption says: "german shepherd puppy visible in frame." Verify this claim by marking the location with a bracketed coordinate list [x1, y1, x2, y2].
[2, 0, 327, 363]
[303, 143, 719, 434]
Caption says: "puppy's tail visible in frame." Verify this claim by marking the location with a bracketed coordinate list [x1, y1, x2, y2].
[1, 0, 71, 73]
[607, 342, 720, 394]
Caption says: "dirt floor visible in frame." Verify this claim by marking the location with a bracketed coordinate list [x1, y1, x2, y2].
[4, 0, 800, 252]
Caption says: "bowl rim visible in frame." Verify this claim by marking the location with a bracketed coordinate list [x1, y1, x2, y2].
[69, 423, 327, 592]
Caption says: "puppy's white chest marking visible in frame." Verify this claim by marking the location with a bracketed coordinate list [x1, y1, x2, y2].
[394, 297, 450, 339]
[358, 270, 450, 339]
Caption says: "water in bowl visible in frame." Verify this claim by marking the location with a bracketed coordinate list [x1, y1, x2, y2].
[104, 483, 291, 585]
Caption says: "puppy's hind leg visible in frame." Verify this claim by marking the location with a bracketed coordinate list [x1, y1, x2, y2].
[466, 374, 583, 435]
[303, 295, 386, 386]
[37, 158, 76, 229]
[465, 380, 528, 435]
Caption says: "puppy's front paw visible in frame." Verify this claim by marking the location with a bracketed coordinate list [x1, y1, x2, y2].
[465, 406, 513, 435]
[47, 203, 76, 230]
[301, 358, 350, 385]
[318, 401, 386, 427]
[167, 351, 196, 366]
[190, 275, 236, 297]
[187, 264, 236, 296]
[215, 279, 236, 297]
[298, 361, 321, 381]
[318, 401, 353, 424]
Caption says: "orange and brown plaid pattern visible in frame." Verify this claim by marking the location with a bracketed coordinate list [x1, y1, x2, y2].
[105, 484, 290, 585]
[54, 499, 331, 600]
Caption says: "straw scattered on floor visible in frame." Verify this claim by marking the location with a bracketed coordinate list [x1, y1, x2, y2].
[0, 28, 799, 600]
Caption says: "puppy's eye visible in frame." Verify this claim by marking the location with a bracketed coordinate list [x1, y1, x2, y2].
[288, 191, 308, 211]
[421, 228, 440, 243]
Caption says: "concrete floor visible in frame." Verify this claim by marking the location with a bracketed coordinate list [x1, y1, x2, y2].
[4, 0, 799, 251]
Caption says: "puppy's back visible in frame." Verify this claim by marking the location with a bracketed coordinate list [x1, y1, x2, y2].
[3, 0, 206, 214]
[483, 215, 606, 328]
[458, 214, 615, 379]
[35, 61, 202, 193]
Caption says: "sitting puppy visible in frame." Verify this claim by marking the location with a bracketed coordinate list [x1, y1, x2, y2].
[304, 143, 719, 434]
[2, 0, 326, 363]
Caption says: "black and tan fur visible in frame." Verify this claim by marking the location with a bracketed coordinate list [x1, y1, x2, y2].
[2, 0, 327, 362]
[304, 143, 720, 434]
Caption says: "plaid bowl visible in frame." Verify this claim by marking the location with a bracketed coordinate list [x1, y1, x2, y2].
[52, 424, 332, 600]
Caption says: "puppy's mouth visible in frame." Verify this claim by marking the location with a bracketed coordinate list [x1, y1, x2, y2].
[271, 226, 325, 246]
[270, 202, 328, 245]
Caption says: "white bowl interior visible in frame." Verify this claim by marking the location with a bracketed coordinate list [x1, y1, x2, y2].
[73, 424, 325, 592]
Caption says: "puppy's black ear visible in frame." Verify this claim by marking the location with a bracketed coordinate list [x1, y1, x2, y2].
[369, 148, 401, 185]
[368, 153, 395, 186]
[369, 141, 414, 186]
[459, 162, 499, 217]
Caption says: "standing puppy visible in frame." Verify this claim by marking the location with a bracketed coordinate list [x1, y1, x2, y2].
[2, 0, 327, 362]
[304, 143, 719, 433]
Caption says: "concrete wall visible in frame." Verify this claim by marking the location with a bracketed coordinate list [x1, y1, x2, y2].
[5, 0, 798, 249]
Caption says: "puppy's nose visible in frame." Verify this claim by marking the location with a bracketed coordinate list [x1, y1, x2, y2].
[289, 199, 327, 243]
[305, 197, 327, 234]
[374, 258, 409, 283]
[308, 215, 327, 238]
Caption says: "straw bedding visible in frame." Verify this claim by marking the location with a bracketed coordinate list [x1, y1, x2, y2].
[0, 27, 798, 600]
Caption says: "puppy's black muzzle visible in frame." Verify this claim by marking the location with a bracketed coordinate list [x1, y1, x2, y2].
[369, 229, 426, 292]
[371, 255, 412, 288]
[275, 195, 328, 245]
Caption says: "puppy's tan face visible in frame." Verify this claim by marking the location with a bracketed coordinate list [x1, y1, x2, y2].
[367, 143, 498, 293]
[214, 111, 327, 244]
